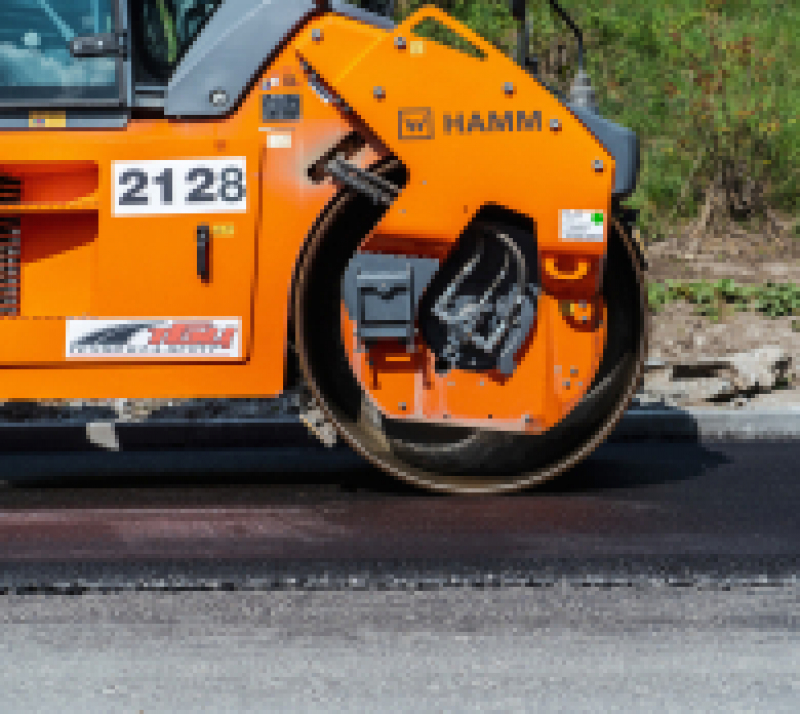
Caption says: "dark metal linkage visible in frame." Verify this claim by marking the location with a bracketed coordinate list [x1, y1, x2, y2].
[547, 0, 584, 70]
[324, 159, 400, 206]
[510, 0, 584, 72]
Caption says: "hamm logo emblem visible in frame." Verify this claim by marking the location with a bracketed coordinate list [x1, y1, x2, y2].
[443, 110, 542, 134]
[66, 319, 241, 359]
[398, 108, 434, 140]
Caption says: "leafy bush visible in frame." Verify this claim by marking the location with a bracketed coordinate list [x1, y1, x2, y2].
[647, 278, 800, 321]
[526, 0, 799, 241]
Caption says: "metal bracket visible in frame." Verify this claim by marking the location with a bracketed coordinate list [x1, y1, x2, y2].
[298, 393, 338, 447]
[343, 254, 440, 347]
[324, 159, 400, 206]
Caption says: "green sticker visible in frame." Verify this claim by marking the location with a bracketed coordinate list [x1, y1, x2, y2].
[592, 212, 604, 224]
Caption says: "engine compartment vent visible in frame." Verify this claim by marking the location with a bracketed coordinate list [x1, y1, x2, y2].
[0, 217, 21, 316]
[0, 175, 22, 205]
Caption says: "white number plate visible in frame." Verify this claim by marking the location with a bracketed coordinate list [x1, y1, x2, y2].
[113, 158, 247, 216]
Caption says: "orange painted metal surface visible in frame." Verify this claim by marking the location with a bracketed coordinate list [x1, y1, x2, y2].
[0, 31, 385, 396]
[0, 6, 614, 428]
[295, 7, 614, 257]
[343, 292, 606, 432]
[315, 8, 612, 431]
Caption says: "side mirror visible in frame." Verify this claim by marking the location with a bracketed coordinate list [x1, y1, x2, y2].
[510, 0, 526, 22]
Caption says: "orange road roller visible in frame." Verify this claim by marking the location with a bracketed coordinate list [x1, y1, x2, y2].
[0, 0, 647, 493]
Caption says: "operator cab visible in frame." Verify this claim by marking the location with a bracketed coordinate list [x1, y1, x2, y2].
[0, 1, 393, 124]
[0, 0, 223, 118]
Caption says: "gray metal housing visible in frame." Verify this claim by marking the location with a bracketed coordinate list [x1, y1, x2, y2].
[165, 0, 318, 117]
[330, 0, 396, 30]
[568, 103, 640, 199]
[343, 253, 440, 345]
[165, 1, 395, 118]
[165, 0, 394, 118]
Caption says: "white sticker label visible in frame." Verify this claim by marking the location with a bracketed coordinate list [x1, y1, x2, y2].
[113, 159, 247, 216]
[560, 209, 605, 242]
[66, 319, 241, 359]
[266, 133, 292, 149]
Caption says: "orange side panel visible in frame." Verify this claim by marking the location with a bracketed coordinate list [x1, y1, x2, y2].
[22, 213, 96, 319]
[296, 8, 614, 256]
[0, 27, 390, 398]
[305, 9, 613, 430]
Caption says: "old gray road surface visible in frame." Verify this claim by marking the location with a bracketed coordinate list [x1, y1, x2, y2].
[2, 587, 799, 712]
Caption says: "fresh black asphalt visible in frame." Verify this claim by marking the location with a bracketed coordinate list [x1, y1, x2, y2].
[0, 441, 797, 591]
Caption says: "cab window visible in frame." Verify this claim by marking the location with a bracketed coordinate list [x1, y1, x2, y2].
[0, 0, 119, 106]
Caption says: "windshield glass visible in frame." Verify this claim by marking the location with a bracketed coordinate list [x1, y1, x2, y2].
[0, 0, 119, 105]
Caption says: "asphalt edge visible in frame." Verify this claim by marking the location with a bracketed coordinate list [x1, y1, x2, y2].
[610, 407, 800, 442]
[0, 408, 799, 452]
[1, 557, 799, 593]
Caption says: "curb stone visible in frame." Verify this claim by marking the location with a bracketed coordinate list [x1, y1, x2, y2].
[611, 407, 800, 441]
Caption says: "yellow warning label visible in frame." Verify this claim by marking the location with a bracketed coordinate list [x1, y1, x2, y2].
[212, 224, 235, 237]
[410, 40, 425, 55]
[29, 111, 67, 128]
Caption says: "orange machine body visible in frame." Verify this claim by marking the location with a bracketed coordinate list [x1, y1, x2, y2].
[0, 6, 613, 433]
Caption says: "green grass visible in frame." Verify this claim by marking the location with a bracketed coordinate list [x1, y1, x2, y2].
[647, 279, 800, 321]
[348, 1, 800, 242]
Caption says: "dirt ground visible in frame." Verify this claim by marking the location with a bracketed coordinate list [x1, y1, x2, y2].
[642, 221, 800, 405]
[646, 245, 800, 371]
[644, 210, 800, 284]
